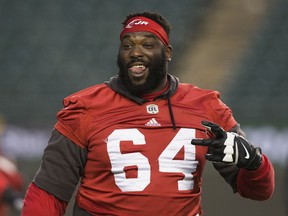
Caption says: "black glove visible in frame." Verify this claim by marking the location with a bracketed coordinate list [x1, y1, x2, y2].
[191, 120, 262, 170]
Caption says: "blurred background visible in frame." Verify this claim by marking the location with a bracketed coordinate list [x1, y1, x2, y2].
[0, 0, 287, 215]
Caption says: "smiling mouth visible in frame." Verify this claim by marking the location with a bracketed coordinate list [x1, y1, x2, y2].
[129, 64, 147, 77]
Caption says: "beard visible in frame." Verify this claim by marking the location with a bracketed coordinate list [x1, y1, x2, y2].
[117, 49, 167, 96]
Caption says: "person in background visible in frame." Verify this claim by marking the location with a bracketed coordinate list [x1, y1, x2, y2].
[0, 155, 24, 215]
[0, 116, 24, 215]
[21, 11, 274, 216]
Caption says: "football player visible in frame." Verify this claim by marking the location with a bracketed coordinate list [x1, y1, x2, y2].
[22, 12, 274, 216]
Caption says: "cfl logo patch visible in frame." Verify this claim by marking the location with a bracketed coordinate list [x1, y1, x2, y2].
[146, 104, 159, 114]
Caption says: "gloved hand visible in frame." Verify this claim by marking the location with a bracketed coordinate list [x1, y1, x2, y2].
[191, 120, 262, 170]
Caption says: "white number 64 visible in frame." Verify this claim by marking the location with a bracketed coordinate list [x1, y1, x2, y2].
[107, 128, 198, 192]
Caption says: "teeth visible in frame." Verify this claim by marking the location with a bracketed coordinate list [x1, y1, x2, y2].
[135, 65, 144, 68]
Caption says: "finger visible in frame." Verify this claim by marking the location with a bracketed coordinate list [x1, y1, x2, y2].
[205, 154, 223, 162]
[201, 120, 226, 138]
[191, 139, 214, 146]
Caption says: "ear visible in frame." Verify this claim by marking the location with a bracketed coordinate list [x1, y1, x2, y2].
[165, 45, 173, 62]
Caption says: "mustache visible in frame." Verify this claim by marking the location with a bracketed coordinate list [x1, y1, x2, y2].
[127, 58, 147, 67]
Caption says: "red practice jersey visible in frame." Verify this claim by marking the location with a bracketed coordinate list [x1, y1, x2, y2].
[55, 82, 236, 215]
[23, 75, 274, 216]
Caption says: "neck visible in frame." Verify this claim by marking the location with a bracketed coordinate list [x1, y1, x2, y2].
[141, 80, 169, 101]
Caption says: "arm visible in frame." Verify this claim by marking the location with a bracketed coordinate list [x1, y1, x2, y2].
[21, 129, 87, 215]
[213, 154, 274, 200]
[22, 183, 67, 216]
[230, 121, 274, 199]
[236, 154, 274, 200]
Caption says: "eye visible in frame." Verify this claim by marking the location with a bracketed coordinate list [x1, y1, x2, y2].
[122, 43, 132, 50]
[143, 43, 154, 49]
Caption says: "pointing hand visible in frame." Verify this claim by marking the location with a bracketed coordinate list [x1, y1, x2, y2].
[191, 121, 262, 170]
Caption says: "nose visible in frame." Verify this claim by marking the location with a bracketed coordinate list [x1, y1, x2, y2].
[130, 45, 144, 59]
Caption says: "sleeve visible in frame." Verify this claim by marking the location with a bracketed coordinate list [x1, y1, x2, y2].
[205, 91, 237, 131]
[21, 183, 67, 216]
[236, 154, 275, 200]
[33, 129, 87, 202]
[55, 95, 93, 148]
[212, 163, 239, 192]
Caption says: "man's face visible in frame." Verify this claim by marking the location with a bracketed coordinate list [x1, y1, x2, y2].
[117, 32, 171, 96]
